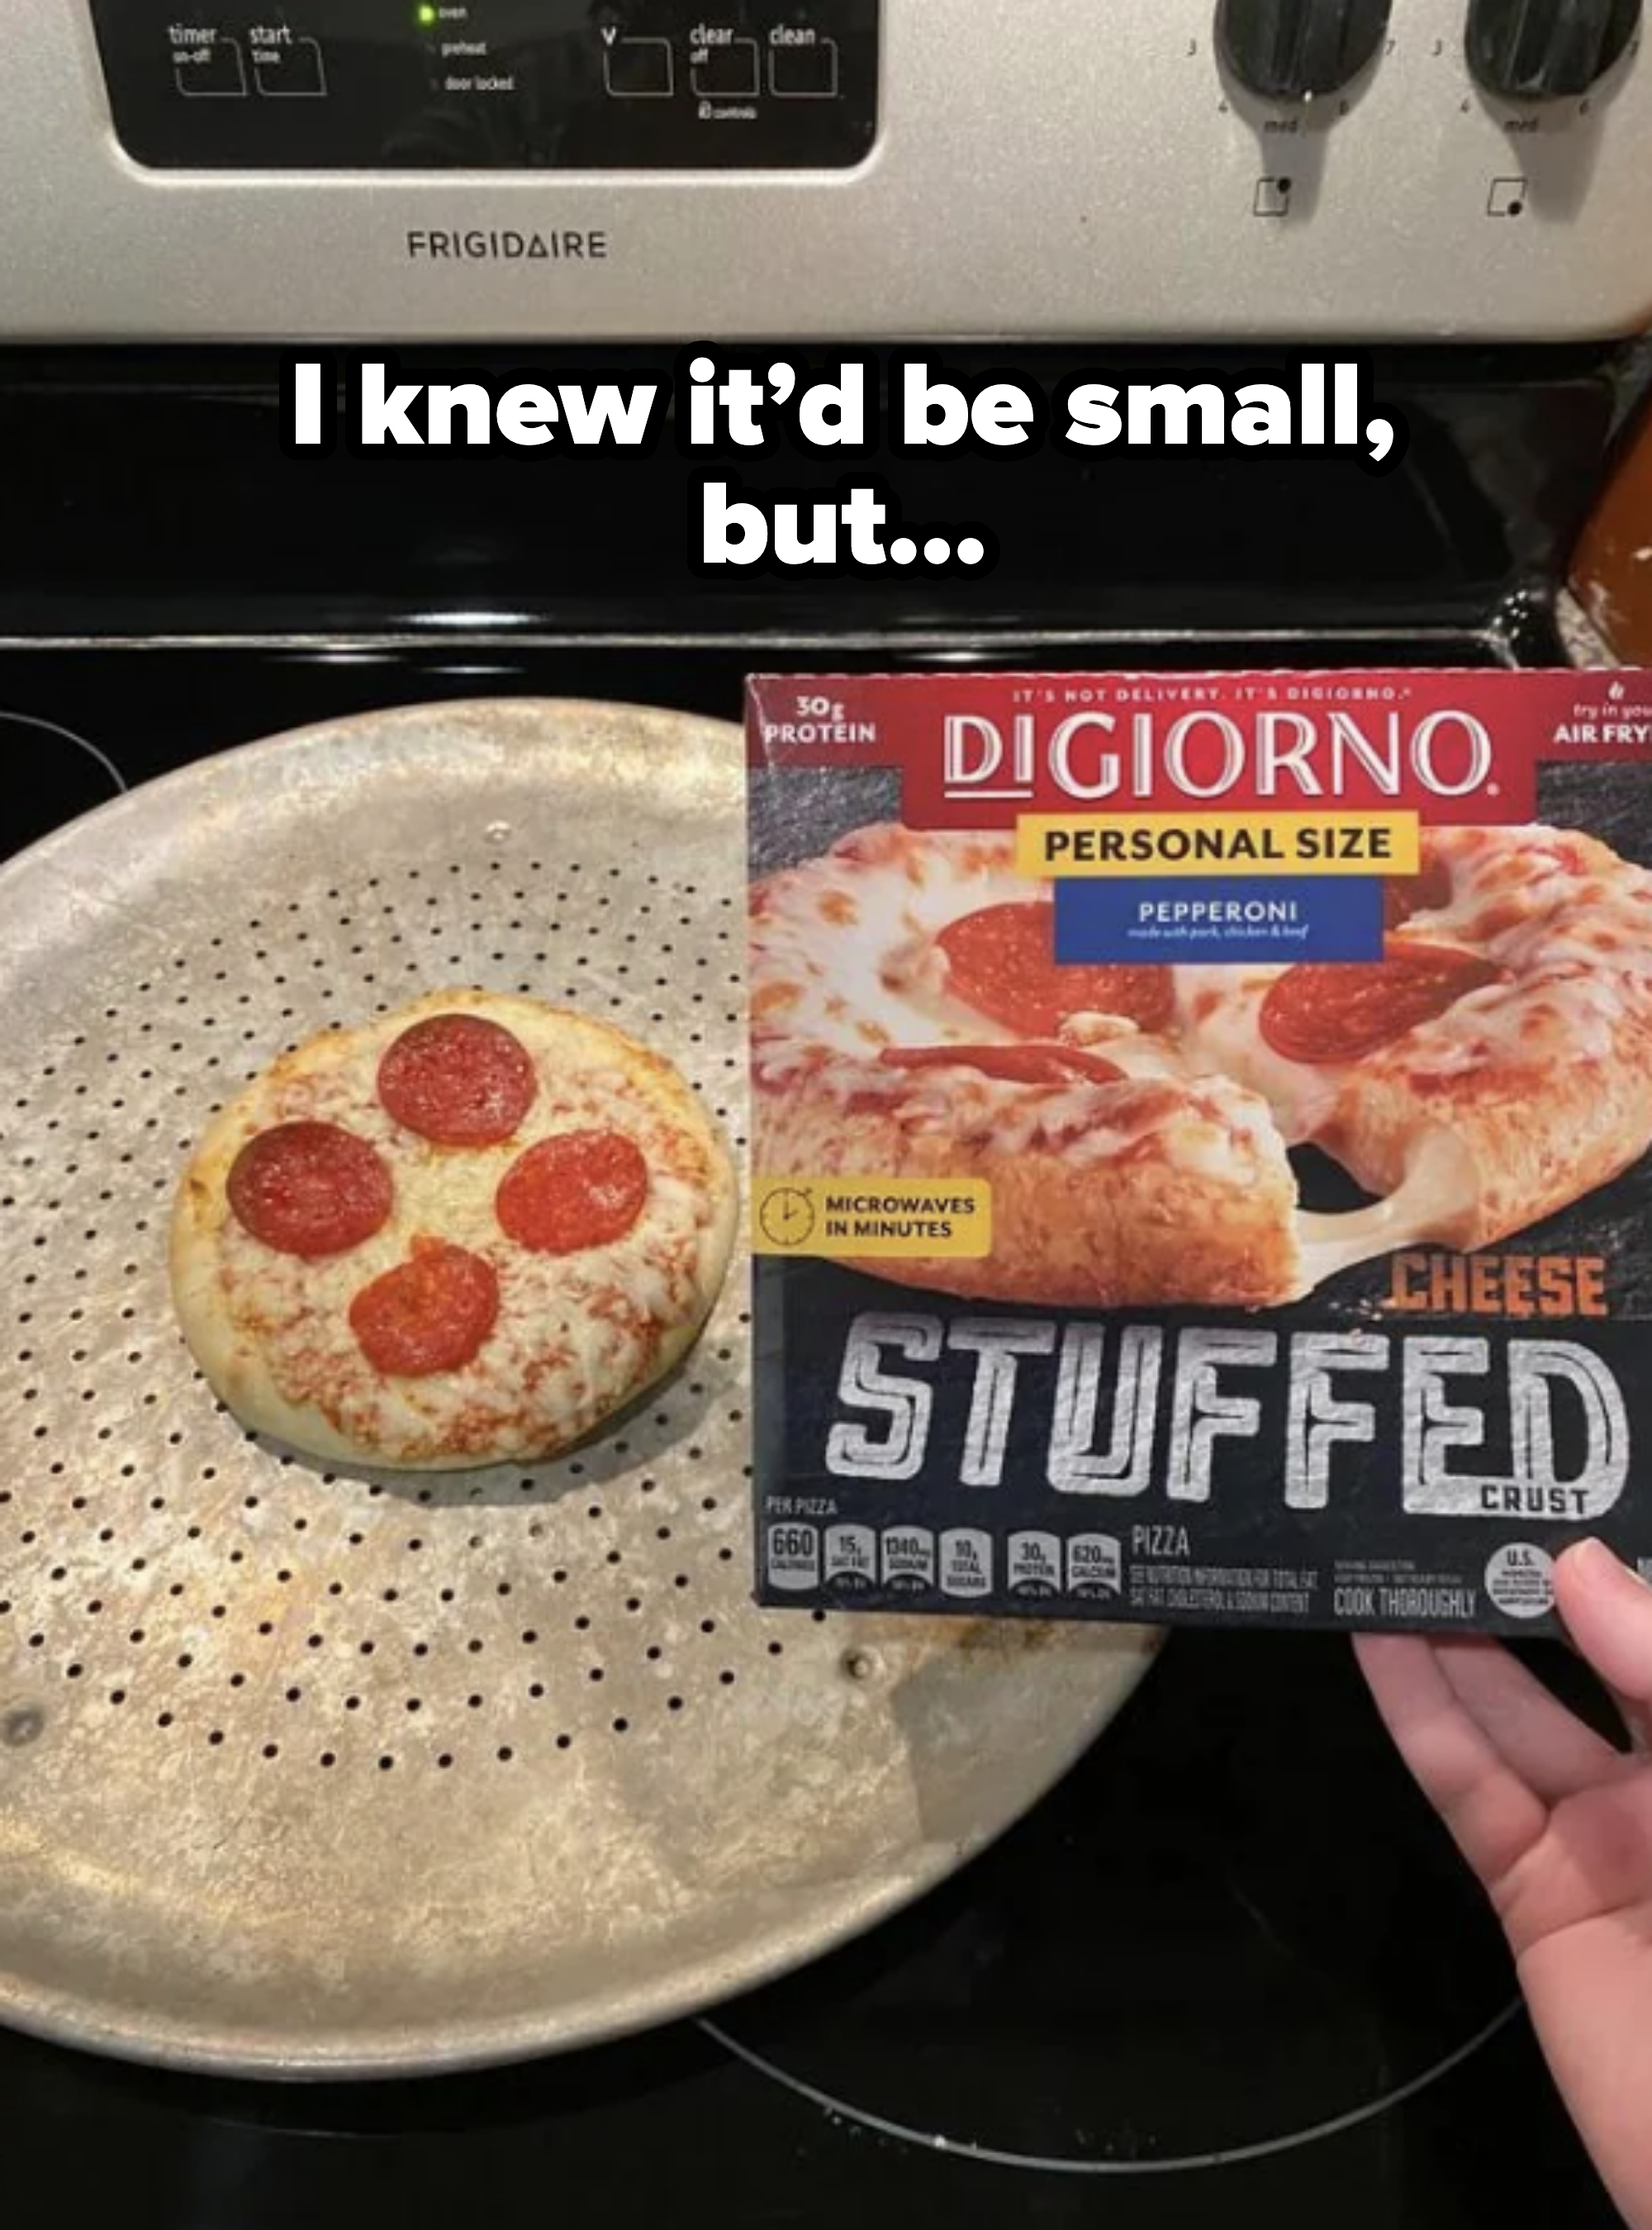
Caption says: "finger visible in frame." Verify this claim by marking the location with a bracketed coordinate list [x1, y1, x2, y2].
[1554, 1539, 1652, 1750]
[1431, 1637, 1632, 1802]
[1352, 1633, 1548, 1895]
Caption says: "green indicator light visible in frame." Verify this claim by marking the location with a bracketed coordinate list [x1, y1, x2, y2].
[416, 4, 437, 23]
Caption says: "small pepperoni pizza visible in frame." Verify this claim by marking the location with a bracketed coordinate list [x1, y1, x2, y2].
[751, 821, 1652, 1307]
[171, 991, 738, 1469]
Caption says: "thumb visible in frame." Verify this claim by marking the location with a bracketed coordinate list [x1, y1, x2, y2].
[1554, 1538, 1652, 1752]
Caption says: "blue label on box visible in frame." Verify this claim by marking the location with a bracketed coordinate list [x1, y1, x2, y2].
[1053, 877, 1384, 964]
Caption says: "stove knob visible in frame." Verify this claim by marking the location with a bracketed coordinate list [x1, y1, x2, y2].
[1465, 0, 1641, 97]
[1215, 0, 1393, 98]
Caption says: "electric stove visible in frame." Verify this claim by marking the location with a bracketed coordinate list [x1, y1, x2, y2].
[0, 343, 1644, 2227]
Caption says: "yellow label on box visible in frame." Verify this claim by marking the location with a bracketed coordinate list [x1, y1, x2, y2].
[1014, 810, 1419, 878]
[753, 1177, 993, 1259]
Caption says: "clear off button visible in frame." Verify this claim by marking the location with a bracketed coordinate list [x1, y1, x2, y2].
[691, 36, 760, 97]
[172, 33, 248, 97]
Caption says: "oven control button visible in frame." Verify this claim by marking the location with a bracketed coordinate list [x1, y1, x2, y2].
[602, 35, 676, 97]
[172, 32, 248, 97]
[768, 31, 840, 97]
[1465, 0, 1640, 97]
[252, 35, 327, 97]
[691, 36, 762, 98]
[1215, 0, 1392, 99]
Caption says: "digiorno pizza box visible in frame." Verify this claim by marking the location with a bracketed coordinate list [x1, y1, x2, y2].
[743, 666, 1652, 1638]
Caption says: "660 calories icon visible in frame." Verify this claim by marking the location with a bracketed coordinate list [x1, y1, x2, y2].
[766, 1522, 821, 1590]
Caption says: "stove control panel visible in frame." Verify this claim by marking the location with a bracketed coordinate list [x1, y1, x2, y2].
[5, 0, 1650, 339]
[88, 2, 877, 169]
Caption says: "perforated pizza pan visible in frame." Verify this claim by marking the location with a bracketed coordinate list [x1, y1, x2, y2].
[0, 697, 1160, 2080]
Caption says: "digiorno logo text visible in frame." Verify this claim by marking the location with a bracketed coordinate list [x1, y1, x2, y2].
[942, 702, 1498, 806]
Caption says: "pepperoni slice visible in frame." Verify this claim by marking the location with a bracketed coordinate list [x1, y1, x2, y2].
[226, 1121, 392, 1259]
[1383, 858, 1454, 929]
[496, 1129, 649, 1255]
[348, 1239, 500, 1378]
[881, 1044, 1125, 1087]
[1260, 939, 1506, 1066]
[377, 1013, 538, 1147]
[936, 903, 1175, 1036]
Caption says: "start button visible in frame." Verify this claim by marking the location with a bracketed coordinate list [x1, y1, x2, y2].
[251, 34, 327, 97]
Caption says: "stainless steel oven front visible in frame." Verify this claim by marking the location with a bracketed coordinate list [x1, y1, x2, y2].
[7, 1, 1652, 342]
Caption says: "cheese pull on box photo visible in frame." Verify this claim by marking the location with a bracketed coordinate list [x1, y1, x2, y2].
[744, 666, 1652, 1639]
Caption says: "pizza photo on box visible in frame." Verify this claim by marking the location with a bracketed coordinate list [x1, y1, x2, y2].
[746, 674, 1652, 1314]
[749, 815, 1652, 1310]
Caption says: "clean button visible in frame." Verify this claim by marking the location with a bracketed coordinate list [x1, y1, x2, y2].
[768, 36, 838, 97]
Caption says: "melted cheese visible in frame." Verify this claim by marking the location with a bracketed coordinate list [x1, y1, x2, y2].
[754, 820, 1652, 1299]
[1297, 1129, 1477, 1283]
[757, 830, 1029, 1052]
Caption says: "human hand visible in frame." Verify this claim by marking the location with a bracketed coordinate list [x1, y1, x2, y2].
[1355, 1540, 1652, 2230]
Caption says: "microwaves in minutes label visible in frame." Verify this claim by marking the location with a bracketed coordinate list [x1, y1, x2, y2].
[746, 668, 1652, 1638]
[753, 1177, 993, 1260]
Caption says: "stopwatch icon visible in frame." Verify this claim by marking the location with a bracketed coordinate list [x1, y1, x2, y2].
[760, 1186, 817, 1248]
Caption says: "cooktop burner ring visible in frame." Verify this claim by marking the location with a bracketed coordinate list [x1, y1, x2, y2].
[701, 1995, 1525, 2175]
[0, 706, 126, 782]
[4, 706, 127, 844]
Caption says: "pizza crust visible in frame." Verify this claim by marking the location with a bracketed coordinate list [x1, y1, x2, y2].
[1199, 827, 1652, 1253]
[170, 990, 738, 1471]
[752, 821, 1652, 1309]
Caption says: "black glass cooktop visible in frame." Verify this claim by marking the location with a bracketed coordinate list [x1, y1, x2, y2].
[0, 635, 1622, 2228]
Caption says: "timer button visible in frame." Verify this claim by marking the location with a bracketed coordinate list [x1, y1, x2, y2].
[1465, 0, 1641, 97]
[173, 33, 248, 97]
[768, 34, 840, 97]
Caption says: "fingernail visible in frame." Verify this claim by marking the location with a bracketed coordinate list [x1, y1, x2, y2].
[1566, 1537, 1647, 1588]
